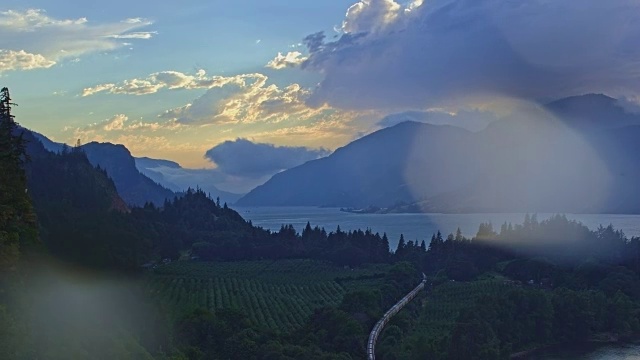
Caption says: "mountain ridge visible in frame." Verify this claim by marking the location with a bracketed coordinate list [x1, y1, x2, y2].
[238, 95, 640, 213]
[20, 129, 240, 206]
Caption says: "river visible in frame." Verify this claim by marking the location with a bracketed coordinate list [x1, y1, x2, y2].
[534, 342, 640, 359]
[234, 206, 640, 250]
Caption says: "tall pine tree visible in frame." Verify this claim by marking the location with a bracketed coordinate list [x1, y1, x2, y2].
[0, 88, 38, 268]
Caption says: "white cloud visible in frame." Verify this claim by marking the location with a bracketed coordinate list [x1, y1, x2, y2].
[81, 83, 116, 97]
[342, 0, 402, 33]
[103, 114, 127, 131]
[67, 112, 188, 159]
[265, 51, 308, 70]
[122, 18, 145, 24]
[0, 49, 55, 71]
[108, 31, 157, 39]
[75, 113, 182, 138]
[0, 9, 154, 72]
[81, 70, 254, 96]
[251, 116, 361, 147]
[159, 73, 330, 125]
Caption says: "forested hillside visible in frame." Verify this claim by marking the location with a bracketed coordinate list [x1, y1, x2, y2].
[24, 130, 176, 207]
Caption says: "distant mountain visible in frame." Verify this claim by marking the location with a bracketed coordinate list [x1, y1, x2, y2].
[238, 122, 479, 207]
[135, 156, 181, 169]
[25, 128, 242, 205]
[18, 129, 175, 206]
[29, 130, 65, 153]
[546, 94, 640, 129]
[134, 157, 243, 204]
[80, 142, 175, 207]
[238, 94, 640, 213]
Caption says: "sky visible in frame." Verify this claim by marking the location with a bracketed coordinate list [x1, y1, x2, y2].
[2, 0, 640, 192]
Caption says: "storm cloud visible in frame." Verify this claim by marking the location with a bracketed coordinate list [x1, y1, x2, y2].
[303, 0, 640, 111]
[205, 138, 330, 178]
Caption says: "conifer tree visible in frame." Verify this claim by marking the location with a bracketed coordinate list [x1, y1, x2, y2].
[0, 88, 38, 267]
[455, 227, 463, 242]
[396, 234, 406, 256]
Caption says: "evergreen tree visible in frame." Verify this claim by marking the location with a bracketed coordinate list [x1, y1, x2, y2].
[0, 87, 38, 267]
[455, 227, 463, 242]
[428, 233, 438, 252]
[381, 233, 391, 259]
[396, 234, 406, 256]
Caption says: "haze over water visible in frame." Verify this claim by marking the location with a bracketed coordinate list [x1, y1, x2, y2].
[235, 207, 640, 250]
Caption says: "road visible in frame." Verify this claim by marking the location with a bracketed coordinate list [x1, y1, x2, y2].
[367, 274, 428, 360]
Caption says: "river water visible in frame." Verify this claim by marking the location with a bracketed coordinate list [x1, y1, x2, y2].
[234, 206, 640, 250]
[534, 343, 640, 359]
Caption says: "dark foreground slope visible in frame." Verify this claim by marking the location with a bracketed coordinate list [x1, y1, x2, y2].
[22, 132, 154, 268]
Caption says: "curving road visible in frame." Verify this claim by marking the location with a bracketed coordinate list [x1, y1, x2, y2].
[367, 274, 428, 360]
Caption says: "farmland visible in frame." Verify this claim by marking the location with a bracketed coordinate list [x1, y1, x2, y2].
[147, 259, 390, 331]
[418, 280, 510, 337]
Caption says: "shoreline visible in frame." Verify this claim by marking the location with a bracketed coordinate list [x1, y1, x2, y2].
[510, 333, 640, 359]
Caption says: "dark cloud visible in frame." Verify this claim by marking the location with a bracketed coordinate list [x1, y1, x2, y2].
[303, 32, 326, 53]
[303, 0, 640, 111]
[205, 138, 330, 178]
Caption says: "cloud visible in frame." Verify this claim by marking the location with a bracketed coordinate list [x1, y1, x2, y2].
[108, 31, 158, 39]
[96, 114, 181, 132]
[303, 0, 640, 111]
[205, 138, 330, 178]
[158, 73, 330, 125]
[342, 0, 401, 33]
[249, 112, 374, 149]
[0, 49, 55, 71]
[103, 114, 127, 131]
[82, 70, 253, 96]
[0, 9, 154, 72]
[69, 113, 183, 151]
[265, 51, 308, 70]
[81, 83, 117, 97]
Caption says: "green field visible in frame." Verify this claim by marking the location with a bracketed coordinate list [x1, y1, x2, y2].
[148, 259, 390, 331]
[418, 280, 511, 337]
